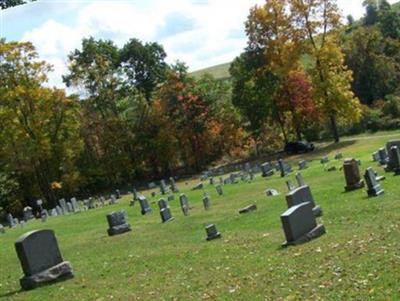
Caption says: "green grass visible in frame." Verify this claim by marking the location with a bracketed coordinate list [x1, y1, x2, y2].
[190, 62, 231, 80]
[1, 131, 400, 300]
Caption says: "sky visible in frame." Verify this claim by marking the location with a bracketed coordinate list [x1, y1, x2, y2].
[0, 0, 397, 89]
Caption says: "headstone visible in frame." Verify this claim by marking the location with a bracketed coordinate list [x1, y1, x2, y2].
[55, 206, 63, 216]
[281, 202, 326, 247]
[286, 180, 296, 192]
[372, 152, 380, 162]
[157, 198, 169, 210]
[223, 177, 231, 185]
[40, 211, 48, 223]
[205, 224, 221, 241]
[296, 173, 306, 187]
[192, 182, 204, 190]
[160, 179, 169, 195]
[132, 187, 138, 201]
[167, 194, 175, 202]
[70, 197, 79, 213]
[15, 230, 74, 290]
[36, 199, 43, 212]
[20, 220, 25, 228]
[66, 202, 73, 213]
[109, 194, 117, 205]
[239, 204, 257, 214]
[50, 209, 57, 217]
[334, 153, 343, 160]
[385, 140, 400, 171]
[298, 160, 307, 170]
[378, 147, 388, 166]
[148, 182, 157, 189]
[202, 196, 211, 210]
[58, 199, 68, 214]
[261, 162, 274, 177]
[343, 158, 365, 191]
[320, 156, 329, 164]
[115, 189, 121, 199]
[23, 206, 34, 222]
[7, 213, 16, 228]
[169, 177, 179, 193]
[389, 146, 400, 174]
[215, 185, 223, 196]
[285, 185, 322, 217]
[160, 207, 174, 223]
[106, 210, 131, 236]
[265, 189, 279, 196]
[138, 196, 152, 215]
[364, 167, 384, 197]
[278, 159, 291, 177]
[179, 194, 190, 216]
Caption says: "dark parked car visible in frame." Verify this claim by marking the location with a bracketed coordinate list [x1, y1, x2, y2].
[284, 141, 315, 154]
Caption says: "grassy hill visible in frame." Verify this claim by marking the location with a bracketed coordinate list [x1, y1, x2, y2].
[1, 131, 400, 300]
[190, 62, 231, 80]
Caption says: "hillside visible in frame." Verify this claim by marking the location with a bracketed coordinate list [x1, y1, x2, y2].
[190, 62, 231, 80]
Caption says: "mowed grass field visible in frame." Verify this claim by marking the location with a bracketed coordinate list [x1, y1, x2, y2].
[1, 131, 400, 301]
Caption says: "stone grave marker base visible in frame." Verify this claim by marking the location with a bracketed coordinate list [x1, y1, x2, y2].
[282, 224, 326, 247]
[345, 181, 365, 191]
[107, 224, 131, 236]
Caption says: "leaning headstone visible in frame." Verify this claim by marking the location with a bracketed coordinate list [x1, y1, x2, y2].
[7, 213, 16, 228]
[192, 182, 204, 190]
[239, 204, 257, 214]
[203, 196, 211, 210]
[320, 156, 329, 164]
[286, 180, 296, 192]
[179, 194, 190, 216]
[106, 210, 131, 236]
[15, 230, 74, 290]
[296, 173, 306, 187]
[298, 160, 307, 170]
[215, 185, 223, 196]
[378, 147, 389, 166]
[364, 167, 384, 197]
[160, 207, 174, 223]
[261, 162, 274, 177]
[36, 199, 43, 212]
[389, 146, 400, 175]
[266, 189, 279, 196]
[285, 185, 322, 217]
[385, 140, 400, 171]
[205, 224, 221, 241]
[157, 198, 169, 210]
[281, 202, 325, 247]
[23, 206, 34, 222]
[343, 158, 365, 191]
[138, 196, 152, 215]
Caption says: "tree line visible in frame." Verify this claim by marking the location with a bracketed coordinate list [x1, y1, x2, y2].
[1, 0, 400, 214]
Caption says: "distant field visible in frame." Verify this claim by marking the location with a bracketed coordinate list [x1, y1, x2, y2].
[190, 62, 231, 80]
[1, 131, 400, 300]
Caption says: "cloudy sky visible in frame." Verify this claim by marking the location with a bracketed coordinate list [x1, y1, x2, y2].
[1, 0, 397, 88]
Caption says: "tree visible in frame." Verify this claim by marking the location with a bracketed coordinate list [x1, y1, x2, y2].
[363, 0, 379, 25]
[291, 0, 361, 142]
[378, 1, 400, 39]
[0, 40, 82, 207]
[0, 0, 35, 9]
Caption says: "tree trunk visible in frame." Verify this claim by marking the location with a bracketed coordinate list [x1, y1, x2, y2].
[330, 115, 340, 143]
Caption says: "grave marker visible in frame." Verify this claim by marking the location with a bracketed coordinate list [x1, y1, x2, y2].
[138, 196, 152, 215]
[343, 158, 365, 191]
[160, 207, 174, 223]
[179, 194, 190, 216]
[364, 167, 384, 197]
[106, 211, 131, 236]
[285, 185, 322, 217]
[205, 224, 221, 241]
[239, 204, 257, 214]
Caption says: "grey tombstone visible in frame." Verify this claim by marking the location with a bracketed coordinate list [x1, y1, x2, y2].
[278, 159, 291, 177]
[215, 184, 223, 196]
[50, 208, 57, 217]
[372, 152, 380, 162]
[320, 156, 329, 164]
[286, 180, 296, 192]
[285, 185, 322, 217]
[364, 167, 384, 197]
[109, 194, 117, 205]
[223, 177, 231, 185]
[205, 224, 221, 241]
[7, 213, 16, 228]
[160, 179, 169, 195]
[20, 220, 25, 228]
[36, 199, 43, 212]
[378, 147, 389, 166]
[115, 189, 121, 199]
[169, 177, 179, 193]
[59, 199, 68, 214]
[23, 206, 34, 222]
[298, 160, 307, 170]
[55, 205, 63, 216]
[106, 210, 131, 236]
[334, 153, 343, 160]
[192, 182, 204, 190]
[70, 197, 79, 213]
[132, 187, 138, 201]
[15, 230, 74, 290]
[265, 189, 279, 196]
[296, 173, 306, 187]
[261, 162, 274, 177]
[66, 202, 73, 213]
[41, 211, 48, 223]
[160, 207, 174, 223]
[179, 194, 190, 216]
[389, 146, 400, 175]
[281, 202, 326, 247]
[385, 140, 400, 171]
[0, 224, 5, 234]
[148, 182, 157, 189]
[157, 198, 169, 210]
[239, 204, 257, 214]
[203, 196, 211, 210]
[343, 158, 365, 191]
[138, 195, 152, 215]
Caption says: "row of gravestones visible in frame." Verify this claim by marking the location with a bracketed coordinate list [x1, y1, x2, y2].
[8, 140, 400, 291]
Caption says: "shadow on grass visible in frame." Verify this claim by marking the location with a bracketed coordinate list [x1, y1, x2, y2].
[310, 140, 357, 158]
[0, 289, 23, 299]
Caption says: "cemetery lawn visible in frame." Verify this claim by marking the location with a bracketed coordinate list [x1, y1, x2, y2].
[1, 131, 400, 301]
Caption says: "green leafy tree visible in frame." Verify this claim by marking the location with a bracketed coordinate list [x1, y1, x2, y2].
[0, 0, 36, 9]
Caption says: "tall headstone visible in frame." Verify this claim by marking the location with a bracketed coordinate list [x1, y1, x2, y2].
[343, 158, 365, 191]
[55, 206, 63, 216]
[385, 140, 400, 171]
[7, 213, 15, 227]
[205, 224, 221, 241]
[203, 195, 211, 210]
[138, 196, 152, 215]
[389, 146, 400, 175]
[157, 198, 169, 210]
[106, 211, 131, 236]
[160, 207, 174, 223]
[278, 159, 290, 177]
[70, 197, 79, 213]
[160, 179, 169, 195]
[296, 173, 306, 187]
[179, 194, 190, 216]
[66, 202, 73, 213]
[109, 194, 117, 205]
[364, 167, 384, 197]
[59, 199, 68, 214]
[215, 185, 223, 196]
[15, 230, 74, 290]
[285, 185, 322, 217]
[261, 162, 274, 177]
[281, 202, 326, 247]
[378, 147, 388, 166]
[169, 177, 179, 193]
